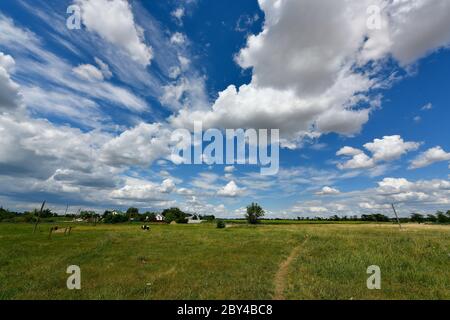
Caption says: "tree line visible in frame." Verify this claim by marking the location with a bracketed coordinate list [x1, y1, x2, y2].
[0, 207, 215, 224]
[296, 211, 450, 223]
[1, 205, 450, 224]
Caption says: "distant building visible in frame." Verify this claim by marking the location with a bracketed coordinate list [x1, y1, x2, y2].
[187, 219, 203, 224]
[155, 213, 165, 222]
[187, 215, 203, 224]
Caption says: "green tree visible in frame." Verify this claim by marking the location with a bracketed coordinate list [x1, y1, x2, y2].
[103, 212, 128, 224]
[103, 210, 113, 217]
[162, 207, 188, 224]
[41, 208, 55, 218]
[126, 207, 139, 219]
[0, 207, 16, 221]
[80, 210, 96, 219]
[361, 214, 389, 222]
[142, 212, 156, 222]
[199, 215, 215, 221]
[436, 211, 449, 224]
[410, 213, 425, 224]
[246, 202, 264, 224]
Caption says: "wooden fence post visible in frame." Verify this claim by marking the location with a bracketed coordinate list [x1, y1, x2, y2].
[33, 201, 46, 234]
[391, 203, 402, 229]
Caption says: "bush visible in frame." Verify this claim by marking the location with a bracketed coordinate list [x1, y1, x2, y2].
[0, 208, 16, 221]
[216, 220, 226, 229]
[21, 212, 36, 223]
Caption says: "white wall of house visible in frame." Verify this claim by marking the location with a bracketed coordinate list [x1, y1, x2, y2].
[188, 220, 203, 224]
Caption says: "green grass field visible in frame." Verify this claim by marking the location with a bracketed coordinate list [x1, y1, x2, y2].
[0, 222, 449, 300]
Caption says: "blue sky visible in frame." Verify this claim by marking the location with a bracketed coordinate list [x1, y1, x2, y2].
[0, 0, 449, 217]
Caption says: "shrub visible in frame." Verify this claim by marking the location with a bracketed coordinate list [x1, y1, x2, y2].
[0, 208, 16, 221]
[216, 220, 226, 229]
[17, 210, 40, 223]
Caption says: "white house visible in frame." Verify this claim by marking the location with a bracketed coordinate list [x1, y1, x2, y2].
[187, 215, 204, 224]
[155, 213, 165, 222]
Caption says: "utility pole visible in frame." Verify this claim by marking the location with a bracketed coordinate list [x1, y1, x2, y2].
[391, 203, 402, 229]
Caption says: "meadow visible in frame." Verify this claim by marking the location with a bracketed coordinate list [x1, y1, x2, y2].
[0, 222, 449, 300]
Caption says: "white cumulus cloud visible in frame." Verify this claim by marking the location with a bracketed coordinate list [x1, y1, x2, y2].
[170, 0, 450, 146]
[75, 0, 153, 66]
[217, 181, 242, 197]
[316, 186, 341, 196]
[73, 64, 105, 82]
[410, 146, 450, 169]
[0, 52, 22, 113]
[337, 135, 420, 170]
[363, 135, 421, 162]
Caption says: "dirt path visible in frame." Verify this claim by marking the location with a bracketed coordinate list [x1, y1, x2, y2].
[273, 236, 308, 300]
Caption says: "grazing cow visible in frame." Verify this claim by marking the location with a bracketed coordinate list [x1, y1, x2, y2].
[141, 225, 150, 231]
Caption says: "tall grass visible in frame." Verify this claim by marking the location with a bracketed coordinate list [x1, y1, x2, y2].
[0, 223, 448, 300]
